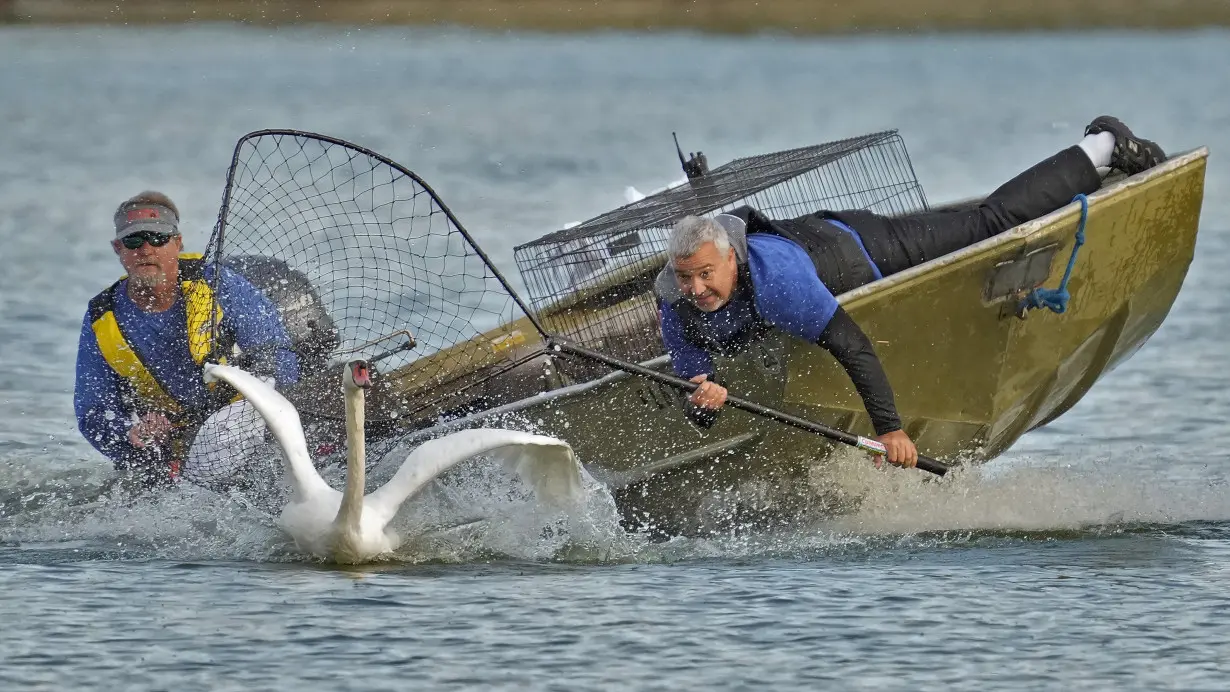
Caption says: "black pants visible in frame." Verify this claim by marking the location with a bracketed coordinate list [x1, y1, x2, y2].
[846, 145, 1103, 277]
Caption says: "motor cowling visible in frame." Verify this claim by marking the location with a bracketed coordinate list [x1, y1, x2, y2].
[223, 255, 339, 374]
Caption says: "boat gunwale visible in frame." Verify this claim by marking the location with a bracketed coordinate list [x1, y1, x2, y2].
[836, 147, 1210, 308]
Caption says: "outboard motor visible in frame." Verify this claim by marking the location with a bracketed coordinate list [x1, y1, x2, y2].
[223, 255, 339, 374]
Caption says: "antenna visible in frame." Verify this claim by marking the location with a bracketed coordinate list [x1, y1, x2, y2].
[672, 131, 710, 180]
[673, 131, 687, 168]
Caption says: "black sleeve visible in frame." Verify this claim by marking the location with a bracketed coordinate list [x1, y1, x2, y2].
[814, 306, 902, 436]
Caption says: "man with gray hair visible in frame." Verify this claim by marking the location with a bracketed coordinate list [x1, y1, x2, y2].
[655, 115, 1166, 468]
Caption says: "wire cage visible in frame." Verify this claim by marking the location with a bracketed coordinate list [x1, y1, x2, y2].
[512, 130, 930, 365]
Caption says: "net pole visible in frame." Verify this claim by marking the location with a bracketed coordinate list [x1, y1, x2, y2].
[442, 212, 950, 476]
[551, 341, 948, 477]
[417, 145, 949, 476]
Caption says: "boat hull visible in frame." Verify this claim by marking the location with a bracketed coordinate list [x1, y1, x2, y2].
[343, 149, 1208, 536]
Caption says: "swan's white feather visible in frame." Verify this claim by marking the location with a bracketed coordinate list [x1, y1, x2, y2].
[364, 429, 583, 528]
[202, 363, 333, 501]
[200, 362, 585, 563]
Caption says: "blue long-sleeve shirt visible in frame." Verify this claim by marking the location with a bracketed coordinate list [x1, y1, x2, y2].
[658, 228, 902, 435]
[74, 265, 299, 466]
[660, 232, 843, 378]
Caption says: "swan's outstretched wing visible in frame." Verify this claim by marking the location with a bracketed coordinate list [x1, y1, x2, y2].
[202, 363, 332, 500]
[364, 428, 583, 527]
[485, 439, 584, 506]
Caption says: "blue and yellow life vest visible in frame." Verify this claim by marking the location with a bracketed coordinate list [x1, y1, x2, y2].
[87, 253, 231, 419]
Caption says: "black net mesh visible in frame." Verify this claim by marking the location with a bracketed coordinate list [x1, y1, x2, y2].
[513, 130, 929, 365]
[184, 130, 543, 486]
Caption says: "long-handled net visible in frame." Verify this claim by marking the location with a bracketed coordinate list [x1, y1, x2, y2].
[186, 130, 544, 485]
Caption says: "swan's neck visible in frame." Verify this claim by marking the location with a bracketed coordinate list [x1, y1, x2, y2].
[336, 385, 366, 532]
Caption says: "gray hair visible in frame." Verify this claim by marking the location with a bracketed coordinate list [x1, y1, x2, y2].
[116, 190, 180, 222]
[667, 215, 731, 262]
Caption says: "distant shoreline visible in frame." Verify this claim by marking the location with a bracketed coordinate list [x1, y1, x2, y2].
[6, 0, 1230, 33]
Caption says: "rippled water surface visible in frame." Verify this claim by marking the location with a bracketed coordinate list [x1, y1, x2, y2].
[2, 25, 1229, 690]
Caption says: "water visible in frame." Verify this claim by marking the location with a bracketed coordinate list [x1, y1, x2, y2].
[3, 24, 1230, 689]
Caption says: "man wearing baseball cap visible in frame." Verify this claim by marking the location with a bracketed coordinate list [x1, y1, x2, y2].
[73, 191, 300, 488]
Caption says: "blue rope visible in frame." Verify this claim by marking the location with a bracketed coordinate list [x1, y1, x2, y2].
[1020, 193, 1088, 315]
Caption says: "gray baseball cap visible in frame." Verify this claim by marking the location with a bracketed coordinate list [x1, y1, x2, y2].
[114, 202, 179, 239]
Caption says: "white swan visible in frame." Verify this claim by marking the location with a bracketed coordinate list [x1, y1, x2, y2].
[202, 360, 584, 564]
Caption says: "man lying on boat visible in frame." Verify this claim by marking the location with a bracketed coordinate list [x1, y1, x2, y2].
[654, 115, 1165, 468]
[73, 191, 301, 489]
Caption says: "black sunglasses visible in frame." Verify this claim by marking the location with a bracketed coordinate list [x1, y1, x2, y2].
[120, 232, 175, 250]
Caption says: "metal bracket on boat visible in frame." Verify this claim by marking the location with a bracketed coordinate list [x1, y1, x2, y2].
[1015, 193, 1091, 318]
[984, 242, 1062, 313]
[636, 377, 683, 410]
